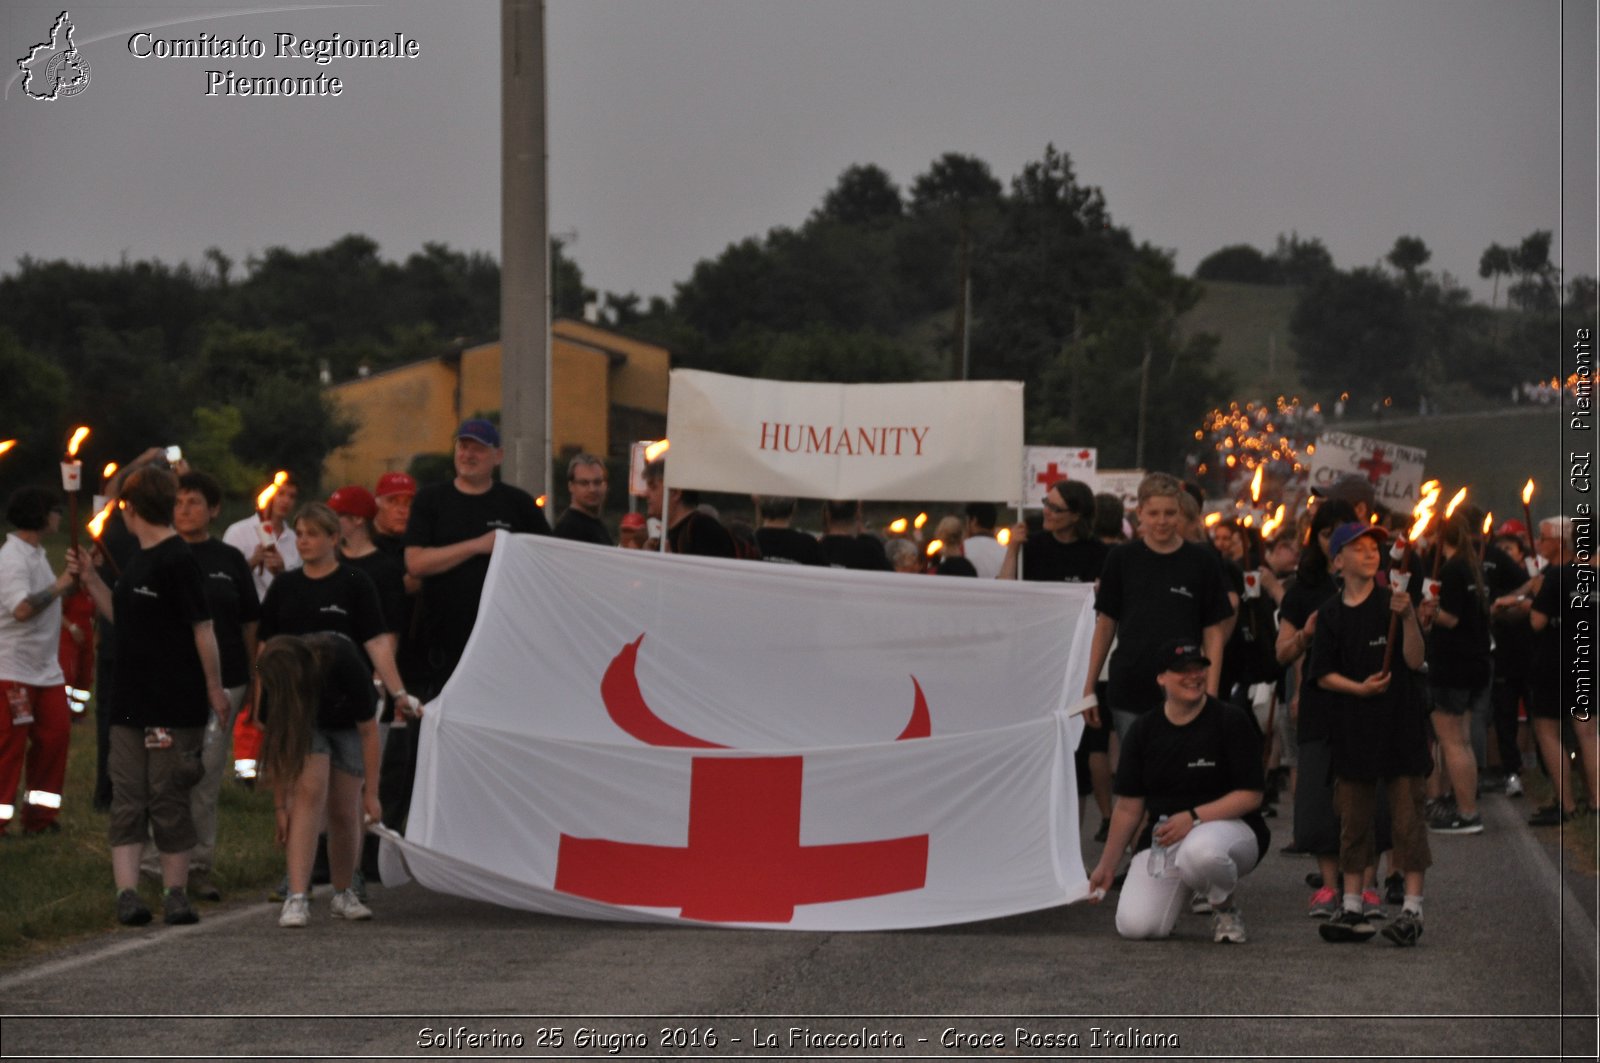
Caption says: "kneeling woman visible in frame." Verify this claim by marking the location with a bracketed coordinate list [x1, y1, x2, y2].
[1088, 640, 1270, 943]
[256, 633, 380, 927]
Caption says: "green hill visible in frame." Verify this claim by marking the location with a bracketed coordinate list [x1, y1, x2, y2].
[1178, 279, 1306, 398]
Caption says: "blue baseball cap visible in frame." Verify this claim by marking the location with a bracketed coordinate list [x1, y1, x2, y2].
[1329, 521, 1388, 558]
[456, 418, 501, 448]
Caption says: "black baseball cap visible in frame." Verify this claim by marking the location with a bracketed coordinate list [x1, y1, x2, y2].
[1154, 638, 1211, 673]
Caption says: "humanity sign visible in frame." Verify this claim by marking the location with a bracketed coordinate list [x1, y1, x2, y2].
[665, 369, 1024, 502]
[1309, 431, 1428, 504]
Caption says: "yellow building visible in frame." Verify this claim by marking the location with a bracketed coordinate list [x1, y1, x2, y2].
[322, 319, 669, 487]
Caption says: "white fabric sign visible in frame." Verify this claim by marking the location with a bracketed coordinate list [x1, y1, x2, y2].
[1022, 446, 1099, 509]
[1310, 431, 1428, 505]
[1094, 469, 1147, 516]
[381, 534, 1096, 930]
[663, 369, 1025, 502]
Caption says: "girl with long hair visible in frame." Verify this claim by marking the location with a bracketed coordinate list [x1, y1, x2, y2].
[1421, 511, 1493, 834]
[256, 632, 380, 927]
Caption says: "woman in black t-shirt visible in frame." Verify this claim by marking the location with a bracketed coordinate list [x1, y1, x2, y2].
[256, 632, 381, 928]
[1087, 639, 1267, 944]
[1421, 512, 1492, 833]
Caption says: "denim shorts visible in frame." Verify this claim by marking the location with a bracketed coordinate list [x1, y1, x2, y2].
[310, 726, 364, 777]
[1432, 684, 1489, 718]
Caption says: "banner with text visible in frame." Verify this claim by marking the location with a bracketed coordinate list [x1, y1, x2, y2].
[664, 369, 1025, 501]
[1310, 431, 1428, 504]
[381, 534, 1096, 930]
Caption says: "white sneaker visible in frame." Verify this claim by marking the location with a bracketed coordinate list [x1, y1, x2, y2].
[330, 888, 372, 921]
[1504, 773, 1523, 797]
[1213, 907, 1247, 944]
[1189, 890, 1213, 915]
[278, 893, 310, 928]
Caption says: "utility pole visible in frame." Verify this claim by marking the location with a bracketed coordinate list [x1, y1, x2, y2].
[500, 0, 550, 495]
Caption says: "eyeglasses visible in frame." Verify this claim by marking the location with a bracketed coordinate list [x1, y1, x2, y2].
[571, 478, 607, 488]
[1042, 499, 1071, 515]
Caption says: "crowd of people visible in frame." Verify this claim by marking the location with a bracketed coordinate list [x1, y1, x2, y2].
[0, 419, 1591, 947]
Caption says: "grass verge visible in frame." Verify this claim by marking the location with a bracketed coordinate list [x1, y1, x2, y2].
[0, 706, 282, 968]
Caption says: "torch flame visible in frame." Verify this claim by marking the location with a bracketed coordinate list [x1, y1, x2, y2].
[102, 462, 118, 480]
[1443, 487, 1468, 520]
[925, 539, 943, 557]
[256, 470, 289, 513]
[1408, 510, 1432, 543]
[1482, 511, 1494, 536]
[644, 439, 670, 463]
[888, 518, 909, 534]
[1204, 512, 1223, 528]
[913, 512, 929, 530]
[535, 495, 547, 509]
[997, 528, 1011, 547]
[1522, 479, 1534, 505]
[66, 426, 90, 458]
[0, 439, 15, 458]
[1250, 464, 1263, 503]
[87, 499, 115, 539]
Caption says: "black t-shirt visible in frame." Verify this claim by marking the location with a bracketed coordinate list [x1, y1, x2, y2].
[1113, 695, 1270, 860]
[756, 526, 824, 566]
[187, 537, 260, 688]
[818, 533, 890, 571]
[1309, 585, 1431, 780]
[668, 511, 738, 558]
[257, 632, 378, 733]
[1427, 554, 1491, 690]
[258, 565, 386, 658]
[1020, 533, 1108, 584]
[1096, 540, 1235, 714]
[1532, 562, 1591, 701]
[554, 507, 614, 547]
[111, 535, 213, 728]
[404, 479, 551, 684]
[1482, 543, 1533, 674]
[1278, 574, 1339, 741]
[338, 547, 406, 637]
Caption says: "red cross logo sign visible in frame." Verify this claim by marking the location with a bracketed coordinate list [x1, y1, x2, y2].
[553, 635, 932, 922]
[1356, 448, 1394, 485]
[1035, 462, 1065, 486]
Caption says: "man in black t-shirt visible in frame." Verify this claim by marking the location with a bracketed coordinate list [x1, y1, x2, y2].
[554, 453, 614, 547]
[753, 496, 823, 566]
[1526, 516, 1598, 824]
[642, 459, 738, 559]
[403, 419, 551, 694]
[816, 499, 889, 571]
[1082, 474, 1235, 742]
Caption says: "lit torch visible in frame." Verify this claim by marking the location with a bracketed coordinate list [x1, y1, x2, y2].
[62, 426, 90, 554]
[0, 439, 16, 459]
[1433, 487, 1467, 579]
[1250, 464, 1264, 505]
[254, 471, 289, 568]
[644, 439, 670, 463]
[1383, 506, 1433, 674]
[887, 517, 909, 535]
[1521, 479, 1536, 562]
[85, 498, 121, 578]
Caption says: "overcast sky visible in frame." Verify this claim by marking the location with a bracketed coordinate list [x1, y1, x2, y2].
[1, 0, 1594, 308]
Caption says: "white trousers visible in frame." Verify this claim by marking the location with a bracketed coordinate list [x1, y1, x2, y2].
[1114, 818, 1260, 940]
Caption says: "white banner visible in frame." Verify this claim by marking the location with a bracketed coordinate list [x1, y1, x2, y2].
[663, 369, 1025, 502]
[383, 534, 1096, 930]
[1022, 446, 1098, 509]
[1310, 431, 1428, 505]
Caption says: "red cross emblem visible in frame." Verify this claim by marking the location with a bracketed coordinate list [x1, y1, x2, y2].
[1356, 448, 1393, 484]
[1035, 461, 1065, 485]
[553, 636, 932, 922]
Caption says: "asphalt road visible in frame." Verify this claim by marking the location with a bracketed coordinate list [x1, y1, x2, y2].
[2, 790, 1595, 1062]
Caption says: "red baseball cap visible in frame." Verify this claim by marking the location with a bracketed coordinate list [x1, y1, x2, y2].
[327, 485, 377, 520]
[375, 472, 417, 499]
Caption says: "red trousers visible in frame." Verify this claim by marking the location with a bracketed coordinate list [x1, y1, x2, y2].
[0, 681, 71, 833]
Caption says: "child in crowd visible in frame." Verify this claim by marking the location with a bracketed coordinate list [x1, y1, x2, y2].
[1310, 523, 1430, 946]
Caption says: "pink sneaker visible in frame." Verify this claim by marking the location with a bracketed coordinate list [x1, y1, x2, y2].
[1362, 888, 1385, 920]
[1307, 886, 1339, 919]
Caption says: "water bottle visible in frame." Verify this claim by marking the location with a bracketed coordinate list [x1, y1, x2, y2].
[1147, 815, 1171, 877]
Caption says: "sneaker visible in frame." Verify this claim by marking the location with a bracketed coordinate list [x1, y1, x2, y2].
[1361, 888, 1385, 920]
[1529, 804, 1573, 827]
[1212, 907, 1247, 944]
[189, 872, 222, 903]
[278, 893, 310, 928]
[162, 887, 199, 926]
[1384, 872, 1405, 907]
[1189, 890, 1213, 915]
[268, 875, 290, 903]
[1381, 908, 1423, 947]
[1504, 773, 1524, 798]
[116, 888, 152, 927]
[1429, 811, 1484, 835]
[1318, 908, 1376, 943]
[351, 869, 369, 903]
[1307, 886, 1339, 919]
[330, 888, 373, 921]
[1424, 796, 1455, 820]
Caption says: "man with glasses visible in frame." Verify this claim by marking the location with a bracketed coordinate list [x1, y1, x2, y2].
[554, 454, 613, 546]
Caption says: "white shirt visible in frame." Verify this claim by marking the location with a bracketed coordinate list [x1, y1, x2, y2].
[0, 533, 65, 685]
[963, 534, 1006, 580]
[221, 512, 301, 601]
